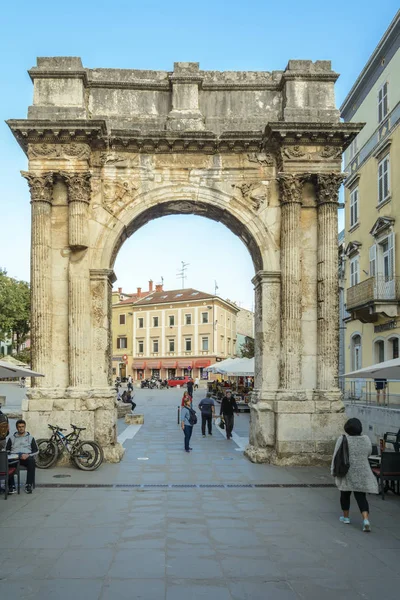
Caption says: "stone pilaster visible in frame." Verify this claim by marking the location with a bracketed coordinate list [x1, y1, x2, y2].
[22, 171, 54, 386]
[316, 173, 346, 390]
[62, 172, 91, 250]
[245, 271, 280, 463]
[68, 260, 91, 388]
[277, 174, 303, 390]
[90, 269, 116, 389]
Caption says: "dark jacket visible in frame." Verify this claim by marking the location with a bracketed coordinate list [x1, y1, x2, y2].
[220, 395, 239, 416]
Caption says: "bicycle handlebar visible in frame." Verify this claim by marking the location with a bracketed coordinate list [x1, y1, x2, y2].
[48, 424, 67, 431]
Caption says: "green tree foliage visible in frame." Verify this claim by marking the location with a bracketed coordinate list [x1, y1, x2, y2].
[240, 337, 255, 359]
[0, 268, 30, 352]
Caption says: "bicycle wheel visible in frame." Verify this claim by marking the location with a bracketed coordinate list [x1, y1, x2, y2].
[73, 441, 103, 471]
[36, 439, 58, 469]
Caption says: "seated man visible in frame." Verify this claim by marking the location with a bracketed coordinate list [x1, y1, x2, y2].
[6, 419, 38, 494]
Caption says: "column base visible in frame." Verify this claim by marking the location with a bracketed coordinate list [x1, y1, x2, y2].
[22, 388, 124, 464]
[246, 388, 346, 466]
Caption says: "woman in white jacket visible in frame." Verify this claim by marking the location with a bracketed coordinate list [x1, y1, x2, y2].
[331, 418, 378, 532]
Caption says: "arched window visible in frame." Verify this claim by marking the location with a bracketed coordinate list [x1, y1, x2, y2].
[374, 339, 385, 363]
[351, 334, 362, 371]
[388, 336, 399, 360]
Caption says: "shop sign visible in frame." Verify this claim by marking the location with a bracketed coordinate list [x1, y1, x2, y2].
[112, 356, 124, 361]
[374, 320, 397, 333]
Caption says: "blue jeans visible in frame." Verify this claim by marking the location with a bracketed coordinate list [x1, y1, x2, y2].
[183, 425, 193, 450]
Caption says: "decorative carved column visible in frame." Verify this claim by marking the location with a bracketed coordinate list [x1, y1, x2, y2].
[22, 172, 54, 386]
[63, 172, 92, 388]
[316, 173, 346, 390]
[62, 172, 91, 250]
[277, 174, 303, 389]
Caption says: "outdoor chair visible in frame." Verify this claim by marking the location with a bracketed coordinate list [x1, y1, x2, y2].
[383, 429, 400, 452]
[372, 451, 400, 499]
[0, 452, 20, 500]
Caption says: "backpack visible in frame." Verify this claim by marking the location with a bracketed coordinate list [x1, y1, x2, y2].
[332, 435, 350, 478]
[186, 407, 197, 426]
[0, 411, 9, 441]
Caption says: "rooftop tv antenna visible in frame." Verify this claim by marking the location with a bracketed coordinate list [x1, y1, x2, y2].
[176, 261, 189, 289]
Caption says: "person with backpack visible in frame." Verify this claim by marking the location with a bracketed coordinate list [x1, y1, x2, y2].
[122, 389, 136, 413]
[220, 391, 239, 440]
[198, 392, 215, 437]
[331, 418, 378, 532]
[181, 395, 197, 453]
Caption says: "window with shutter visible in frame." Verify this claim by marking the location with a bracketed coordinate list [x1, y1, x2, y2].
[388, 232, 395, 279]
[378, 82, 388, 123]
[369, 245, 377, 277]
[350, 188, 359, 227]
[378, 156, 390, 204]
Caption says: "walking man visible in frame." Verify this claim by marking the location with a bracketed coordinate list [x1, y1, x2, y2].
[220, 391, 239, 440]
[187, 378, 194, 398]
[194, 377, 199, 390]
[198, 392, 215, 437]
[6, 419, 38, 494]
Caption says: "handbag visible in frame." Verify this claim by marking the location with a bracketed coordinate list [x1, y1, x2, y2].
[218, 417, 225, 430]
[333, 435, 350, 478]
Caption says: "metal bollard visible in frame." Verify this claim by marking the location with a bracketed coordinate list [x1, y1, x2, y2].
[177, 406, 180, 424]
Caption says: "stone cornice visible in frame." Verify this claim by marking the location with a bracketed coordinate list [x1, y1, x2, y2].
[9, 118, 363, 157]
[265, 122, 363, 151]
[7, 119, 107, 156]
[28, 68, 89, 85]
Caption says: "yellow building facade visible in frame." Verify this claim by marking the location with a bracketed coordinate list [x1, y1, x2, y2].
[342, 11, 400, 400]
[112, 287, 238, 381]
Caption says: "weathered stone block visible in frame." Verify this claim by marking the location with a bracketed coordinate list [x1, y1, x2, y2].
[28, 399, 54, 412]
[275, 401, 315, 414]
[125, 413, 144, 425]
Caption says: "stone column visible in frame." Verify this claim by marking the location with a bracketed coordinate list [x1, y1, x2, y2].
[22, 172, 54, 386]
[316, 173, 346, 390]
[62, 172, 91, 250]
[63, 172, 92, 388]
[245, 271, 280, 463]
[277, 174, 303, 390]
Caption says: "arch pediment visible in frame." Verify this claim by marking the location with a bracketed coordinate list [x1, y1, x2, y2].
[370, 216, 395, 237]
[345, 240, 362, 257]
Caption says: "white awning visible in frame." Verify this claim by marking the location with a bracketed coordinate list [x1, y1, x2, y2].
[0, 360, 45, 379]
[343, 357, 400, 380]
[205, 357, 240, 374]
[222, 357, 254, 376]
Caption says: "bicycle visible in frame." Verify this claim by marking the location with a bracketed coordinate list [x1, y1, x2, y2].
[36, 424, 104, 471]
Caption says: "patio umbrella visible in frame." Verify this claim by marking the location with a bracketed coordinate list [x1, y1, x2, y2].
[0, 360, 45, 379]
[343, 357, 400, 380]
[221, 357, 255, 376]
[205, 357, 240, 374]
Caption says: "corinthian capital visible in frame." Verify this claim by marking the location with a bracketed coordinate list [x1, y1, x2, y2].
[61, 172, 91, 204]
[276, 173, 303, 204]
[21, 171, 53, 204]
[316, 173, 346, 205]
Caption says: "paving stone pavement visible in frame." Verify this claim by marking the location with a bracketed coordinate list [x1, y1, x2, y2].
[1, 388, 400, 599]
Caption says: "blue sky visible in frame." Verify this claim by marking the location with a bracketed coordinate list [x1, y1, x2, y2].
[1, 1, 398, 309]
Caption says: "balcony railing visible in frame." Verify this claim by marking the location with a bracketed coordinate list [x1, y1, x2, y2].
[347, 276, 400, 310]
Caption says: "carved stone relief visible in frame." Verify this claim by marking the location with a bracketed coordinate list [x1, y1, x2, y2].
[28, 143, 91, 160]
[247, 152, 274, 166]
[232, 181, 270, 211]
[102, 179, 138, 215]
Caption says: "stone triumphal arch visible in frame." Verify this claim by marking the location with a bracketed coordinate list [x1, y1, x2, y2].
[8, 58, 361, 464]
